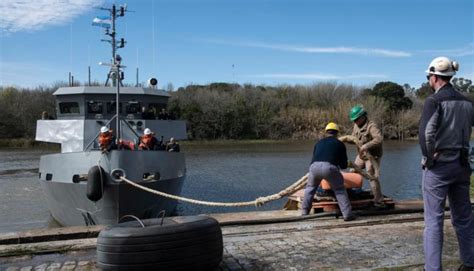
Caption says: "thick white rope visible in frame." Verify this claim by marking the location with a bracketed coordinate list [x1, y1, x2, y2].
[339, 135, 378, 180]
[119, 173, 309, 207]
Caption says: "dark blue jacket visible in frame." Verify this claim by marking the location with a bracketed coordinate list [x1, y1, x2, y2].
[311, 136, 348, 169]
[419, 83, 473, 166]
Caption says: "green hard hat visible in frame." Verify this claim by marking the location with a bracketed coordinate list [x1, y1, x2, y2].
[349, 105, 366, 121]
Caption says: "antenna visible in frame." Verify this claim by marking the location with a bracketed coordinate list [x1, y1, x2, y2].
[95, 4, 128, 86]
[94, 3, 129, 141]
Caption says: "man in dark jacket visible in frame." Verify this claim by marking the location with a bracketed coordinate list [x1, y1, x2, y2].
[301, 122, 355, 221]
[419, 56, 474, 271]
[166, 137, 180, 152]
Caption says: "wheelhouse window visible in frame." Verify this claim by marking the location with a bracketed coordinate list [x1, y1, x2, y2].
[107, 102, 122, 114]
[148, 103, 166, 113]
[126, 101, 141, 114]
[87, 101, 104, 114]
[59, 102, 80, 114]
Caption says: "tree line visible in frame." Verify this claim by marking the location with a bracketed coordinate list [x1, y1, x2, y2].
[0, 79, 472, 141]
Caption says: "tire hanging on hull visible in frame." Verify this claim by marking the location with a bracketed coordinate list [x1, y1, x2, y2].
[87, 165, 107, 202]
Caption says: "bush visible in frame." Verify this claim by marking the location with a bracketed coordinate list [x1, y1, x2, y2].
[1, 81, 425, 141]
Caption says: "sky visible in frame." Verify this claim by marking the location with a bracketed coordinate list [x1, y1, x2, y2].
[0, 0, 473, 90]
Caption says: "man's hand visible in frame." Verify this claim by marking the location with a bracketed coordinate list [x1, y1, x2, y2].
[421, 156, 434, 169]
[339, 135, 352, 143]
[347, 160, 353, 168]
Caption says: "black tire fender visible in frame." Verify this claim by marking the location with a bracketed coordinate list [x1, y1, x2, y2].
[97, 216, 223, 271]
[86, 165, 106, 202]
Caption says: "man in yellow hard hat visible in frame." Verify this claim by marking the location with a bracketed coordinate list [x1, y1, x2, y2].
[302, 122, 355, 221]
[340, 105, 384, 208]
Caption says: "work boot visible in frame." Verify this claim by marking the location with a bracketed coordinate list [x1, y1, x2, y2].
[343, 214, 357, 222]
[372, 202, 387, 210]
[458, 264, 474, 271]
[301, 209, 310, 216]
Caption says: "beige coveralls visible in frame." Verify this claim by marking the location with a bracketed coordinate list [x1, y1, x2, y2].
[343, 120, 384, 203]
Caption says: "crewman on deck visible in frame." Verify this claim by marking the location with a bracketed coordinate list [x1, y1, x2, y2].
[138, 128, 161, 150]
[339, 105, 385, 209]
[98, 126, 117, 153]
[419, 56, 474, 271]
[302, 122, 355, 221]
[166, 137, 180, 152]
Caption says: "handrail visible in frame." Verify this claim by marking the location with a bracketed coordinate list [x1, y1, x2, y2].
[84, 115, 117, 151]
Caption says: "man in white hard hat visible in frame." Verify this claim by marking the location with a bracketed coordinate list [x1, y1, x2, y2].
[419, 56, 474, 271]
[98, 126, 117, 152]
[138, 128, 161, 150]
[301, 122, 355, 221]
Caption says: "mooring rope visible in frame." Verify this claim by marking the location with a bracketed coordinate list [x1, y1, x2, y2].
[102, 134, 377, 208]
[119, 173, 309, 207]
[339, 135, 378, 180]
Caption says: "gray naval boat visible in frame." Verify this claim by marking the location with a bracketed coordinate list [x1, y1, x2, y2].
[35, 4, 186, 226]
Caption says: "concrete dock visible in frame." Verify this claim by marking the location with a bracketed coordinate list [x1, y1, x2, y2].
[0, 202, 468, 270]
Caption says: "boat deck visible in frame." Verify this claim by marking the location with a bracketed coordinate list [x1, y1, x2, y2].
[0, 199, 469, 270]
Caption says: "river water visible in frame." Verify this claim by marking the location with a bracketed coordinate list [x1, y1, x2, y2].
[0, 140, 423, 233]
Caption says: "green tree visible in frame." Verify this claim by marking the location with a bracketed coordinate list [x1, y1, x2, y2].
[415, 82, 433, 99]
[452, 77, 472, 93]
[366, 81, 413, 111]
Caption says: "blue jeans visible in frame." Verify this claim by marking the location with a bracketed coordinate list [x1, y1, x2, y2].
[423, 160, 474, 271]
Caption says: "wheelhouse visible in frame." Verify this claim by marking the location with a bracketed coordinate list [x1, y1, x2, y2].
[36, 86, 186, 153]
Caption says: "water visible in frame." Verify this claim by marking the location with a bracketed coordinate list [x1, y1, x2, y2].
[0, 140, 423, 233]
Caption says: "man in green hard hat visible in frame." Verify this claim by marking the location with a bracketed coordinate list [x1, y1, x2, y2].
[340, 105, 385, 208]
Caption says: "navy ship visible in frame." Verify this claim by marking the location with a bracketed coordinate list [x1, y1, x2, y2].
[35, 4, 186, 226]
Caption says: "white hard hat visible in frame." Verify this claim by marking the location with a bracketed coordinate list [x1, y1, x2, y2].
[426, 56, 459, 76]
[100, 126, 109, 133]
[144, 128, 152, 135]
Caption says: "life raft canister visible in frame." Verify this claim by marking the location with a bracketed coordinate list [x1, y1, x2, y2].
[320, 172, 363, 190]
[87, 165, 107, 201]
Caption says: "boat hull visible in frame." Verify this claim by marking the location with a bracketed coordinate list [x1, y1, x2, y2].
[38, 150, 185, 226]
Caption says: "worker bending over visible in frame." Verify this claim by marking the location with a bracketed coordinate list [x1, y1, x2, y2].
[302, 122, 355, 221]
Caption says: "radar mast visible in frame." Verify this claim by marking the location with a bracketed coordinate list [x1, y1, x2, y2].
[94, 4, 129, 140]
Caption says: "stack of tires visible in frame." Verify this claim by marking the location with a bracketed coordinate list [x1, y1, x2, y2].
[97, 216, 223, 270]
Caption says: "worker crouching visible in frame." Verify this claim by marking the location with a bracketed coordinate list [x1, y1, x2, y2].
[302, 122, 356, 221]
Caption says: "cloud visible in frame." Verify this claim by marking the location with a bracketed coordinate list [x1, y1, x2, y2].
[201, 39, 411, 57]
[419, 43, 474, 57]
[247, 73, 388, 80]
[0, 0, 104, 33]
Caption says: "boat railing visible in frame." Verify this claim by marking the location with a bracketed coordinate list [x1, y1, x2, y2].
[84, 115, 117, 151]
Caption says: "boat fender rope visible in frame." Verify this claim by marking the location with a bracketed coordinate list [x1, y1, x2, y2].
[339, 135, 378, 180]
[119, 215, 145, 227]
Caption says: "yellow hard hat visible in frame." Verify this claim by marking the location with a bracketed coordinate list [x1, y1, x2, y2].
[325, 122, 339, 132]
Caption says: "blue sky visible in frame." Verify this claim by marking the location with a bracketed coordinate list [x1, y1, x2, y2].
[0, 0, 473, 90]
